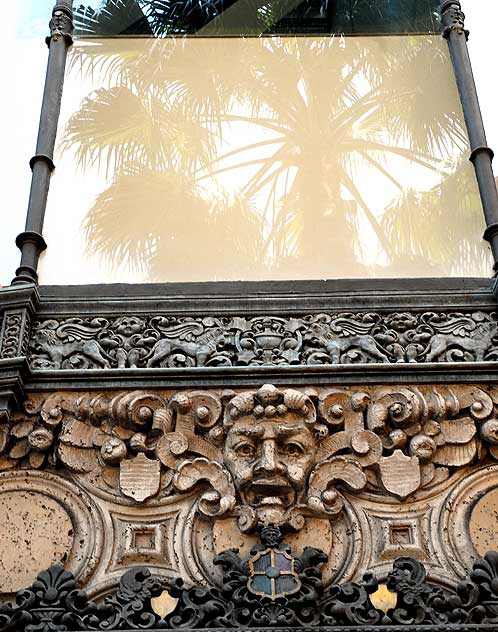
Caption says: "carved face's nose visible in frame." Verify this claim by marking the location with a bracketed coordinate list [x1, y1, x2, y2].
[255, 439, 284, 477]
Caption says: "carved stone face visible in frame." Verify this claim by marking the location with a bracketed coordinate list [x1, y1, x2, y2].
[223, 417, 317, 512]
[34, 328, 57, 346]
[384, 313, 418, 332]
[113, 316, 144, 337]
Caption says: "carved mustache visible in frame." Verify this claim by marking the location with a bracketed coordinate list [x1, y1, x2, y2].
[249, 477, 293, 490]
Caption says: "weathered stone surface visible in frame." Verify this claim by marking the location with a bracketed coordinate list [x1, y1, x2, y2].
[0, 491, 73, 593]
[0, 471, 103, 593]
[2, 383, 498, 604]
[3, 384, 498, 536]
[470, 487, 498, 556]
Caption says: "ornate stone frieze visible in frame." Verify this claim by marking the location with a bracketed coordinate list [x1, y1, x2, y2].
[2, 528, 498, 631]
[3, 385, 498, 534]
[27, 311, 498, 369]
[0, 309, 31, 360]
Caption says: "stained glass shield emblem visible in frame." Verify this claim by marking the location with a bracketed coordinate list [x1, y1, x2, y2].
[248, 548, 301, 599]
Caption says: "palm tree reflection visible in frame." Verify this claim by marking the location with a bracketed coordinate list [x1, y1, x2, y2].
[61, 0, 491, 281]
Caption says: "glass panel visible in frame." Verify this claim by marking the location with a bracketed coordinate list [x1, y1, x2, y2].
[73, 0, 441, 37]
[251, 574, 272, 594]
[253, 552, 271, 571]
[38, 32, 492, 284]
[276, 575, 298, 594]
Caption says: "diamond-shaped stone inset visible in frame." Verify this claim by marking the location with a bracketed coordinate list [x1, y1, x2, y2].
[107, 510, 180, 575]
[378, 516, 424, 561]
[125, 524, 162, 558]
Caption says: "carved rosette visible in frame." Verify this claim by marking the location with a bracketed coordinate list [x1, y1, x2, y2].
[3, 385, 498, 534]
[28, 310, 498, 369]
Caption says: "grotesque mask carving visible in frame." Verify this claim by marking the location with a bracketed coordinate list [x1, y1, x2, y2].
[6, 384, 498, 534]
[222, 385, 320, 527]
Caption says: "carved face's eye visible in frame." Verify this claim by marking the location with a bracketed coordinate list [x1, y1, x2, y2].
[235, 443, 256, 458]
[284, 442, 304, 457]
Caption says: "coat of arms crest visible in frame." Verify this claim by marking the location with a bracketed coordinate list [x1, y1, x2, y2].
[247, 527, 301, 599]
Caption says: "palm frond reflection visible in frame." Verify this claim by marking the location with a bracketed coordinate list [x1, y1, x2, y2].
[57, 22, 492, 281]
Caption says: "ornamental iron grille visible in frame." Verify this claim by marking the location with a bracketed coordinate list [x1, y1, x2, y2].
[2, 528, 498, 631]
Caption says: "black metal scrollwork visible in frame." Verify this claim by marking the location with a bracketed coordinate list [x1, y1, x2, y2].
[2, 529, 498, 630]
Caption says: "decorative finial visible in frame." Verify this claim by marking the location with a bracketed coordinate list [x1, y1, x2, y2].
[441, 0, 469, 40]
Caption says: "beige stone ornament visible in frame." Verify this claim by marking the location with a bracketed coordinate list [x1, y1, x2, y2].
[119, 453, 161, 502]
[379, 450, 420, 499]
[8, 384, 498, 533]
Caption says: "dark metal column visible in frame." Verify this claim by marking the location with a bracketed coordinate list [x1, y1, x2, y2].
[441, 0, 498, 273]
[12, 1, 74, 285]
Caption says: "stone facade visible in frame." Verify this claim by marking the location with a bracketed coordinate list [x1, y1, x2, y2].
[2, 383, 498, 614]
[2, 281, 498, 630]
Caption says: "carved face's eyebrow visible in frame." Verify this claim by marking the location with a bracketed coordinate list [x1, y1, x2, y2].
[230, 426, 264, 437]
[276, 424, 308, 436]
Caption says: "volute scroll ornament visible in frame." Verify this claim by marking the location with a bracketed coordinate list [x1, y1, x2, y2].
[4, 384, 498, 533]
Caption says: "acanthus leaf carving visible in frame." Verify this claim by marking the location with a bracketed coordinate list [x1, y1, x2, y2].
[307, 456, 367, 515]
[6, 384, 498, 533]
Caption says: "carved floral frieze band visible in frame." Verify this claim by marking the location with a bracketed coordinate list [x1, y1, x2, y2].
[26, 310, 498, 369]
[3, 384, 498, 533]
[3, 535, 498, 630]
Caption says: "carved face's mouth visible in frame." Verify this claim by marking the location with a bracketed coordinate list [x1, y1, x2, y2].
[246, 478, 296, 507]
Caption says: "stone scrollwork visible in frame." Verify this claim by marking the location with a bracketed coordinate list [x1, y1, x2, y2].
[3, 384, 498, 534]
[0, 309, 31, 360]
[28, 310, 498, 369]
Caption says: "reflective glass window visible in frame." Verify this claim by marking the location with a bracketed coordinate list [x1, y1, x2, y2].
[38, 0, 492, 283]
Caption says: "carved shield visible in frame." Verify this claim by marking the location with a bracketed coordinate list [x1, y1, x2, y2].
[248, 548, 301, 600]
[119, 453, 161, 502]
[379, 450, 420, 499]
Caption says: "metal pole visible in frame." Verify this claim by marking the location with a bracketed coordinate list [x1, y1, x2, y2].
[12, 1, 74, 285]
[441, 0, 498, 273]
